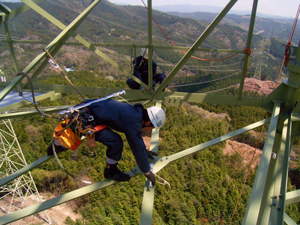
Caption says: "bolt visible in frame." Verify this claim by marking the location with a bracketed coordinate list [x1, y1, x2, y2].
[277, 207, 281, 211]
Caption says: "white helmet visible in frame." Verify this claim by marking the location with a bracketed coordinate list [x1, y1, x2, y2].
[147, 106, 166, 128]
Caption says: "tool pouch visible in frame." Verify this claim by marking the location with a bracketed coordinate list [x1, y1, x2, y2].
[86, 133, 96, 148]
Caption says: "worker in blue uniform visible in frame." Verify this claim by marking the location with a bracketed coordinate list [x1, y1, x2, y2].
[126, 48, 166, 90]
[87, 99, 166, 184]
[48, 99, 166, 185]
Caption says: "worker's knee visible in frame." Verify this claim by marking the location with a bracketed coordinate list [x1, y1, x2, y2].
[126, 78, 140, 89]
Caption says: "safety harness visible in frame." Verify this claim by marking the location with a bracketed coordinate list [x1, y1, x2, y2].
[54, 108, 106, 151]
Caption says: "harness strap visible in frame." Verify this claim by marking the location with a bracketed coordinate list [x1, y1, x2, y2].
[93, 125, 107, 132]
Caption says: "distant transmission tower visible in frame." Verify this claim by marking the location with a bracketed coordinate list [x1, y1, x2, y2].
[0, 118, 50, 224]
[253, 39, 268, 80]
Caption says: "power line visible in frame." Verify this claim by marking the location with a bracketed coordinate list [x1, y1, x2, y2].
[202, 84, 239, 94]
[169, 71, 241, 88]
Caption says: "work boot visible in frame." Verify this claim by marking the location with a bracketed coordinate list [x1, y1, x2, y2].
[104, 163, 131, 182]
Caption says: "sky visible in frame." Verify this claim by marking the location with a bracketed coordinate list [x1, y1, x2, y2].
[108, 0, 300, 18]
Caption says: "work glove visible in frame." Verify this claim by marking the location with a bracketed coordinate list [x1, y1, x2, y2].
[144, 171, 156, 186]
[146, 151, 158, 160]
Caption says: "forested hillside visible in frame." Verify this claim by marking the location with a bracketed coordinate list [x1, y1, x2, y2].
[168, 11, 300, 43]
[5, 72, 299, 224]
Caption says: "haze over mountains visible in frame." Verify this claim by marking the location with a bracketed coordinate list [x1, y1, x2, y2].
[153, 4, 294, 20]
[112, 2, 295, 20]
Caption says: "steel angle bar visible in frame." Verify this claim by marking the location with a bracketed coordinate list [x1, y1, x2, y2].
[3, 0, 45, 21]
[164, 118, 270, 163]
[0, 167, 141, 224]
[0, 0, 101, 101]
[0, 39, 245, 53]
[0, 91, 62, 114]
[147, 0, 153, 92]
[160, 92, 265, 107]
[0, 3, 11, 14]
[2, 19, 19, 74]
[140, 101, 161, 225]
[22, 0, 100, 81]
[284, 213, 297, 225]
[140, 184, 155, 225]
[20, 0, 147, 90]
[264, 117, 291, 225]
[152, 45, 244, 53]
[242, 101, 281, 225]
[0, 155, 52, 187]
[276, 117, 292, 224]
[286, 190, 300, 205]
[238, 0, 258, 99]
[152, 0, 238, 96]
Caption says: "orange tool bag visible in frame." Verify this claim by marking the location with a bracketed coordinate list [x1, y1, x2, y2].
[54, 119, 82, 150]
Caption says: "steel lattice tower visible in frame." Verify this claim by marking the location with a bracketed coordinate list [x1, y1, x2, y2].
[0, 118, 50, 224]
[0, 0, 300, 224]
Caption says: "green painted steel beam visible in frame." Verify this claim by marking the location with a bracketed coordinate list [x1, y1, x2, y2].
[140, 184, 155, 225]
[152, 0, 238, 96]
[4, 0, 45, 21]
[0, 119, 270, 224]
[0, 85, 265, 120]
[161, 92, 265, 107]
[19, 0, 147, 90]
[140, 101, 161, 225]
[257, 130, 282, 225]
[266, 117, 291, 225]
[242, 101, 281, 225]
[286, 190, 300, 205]
[0, 167, 140, 225]
[22, 0, 100, 81]
[2, 18, 19, 73]
[238, 0, 258, 99]
[0, 105, 67, 120]
[32, 84, 265, 107]
[23, 84, 266, 107]
[149, 119, 270, 179]
[0, 0, 101, 101]
[284, 213, 298, 225]
[276, 117, 292, 224]
[0, 91, 62, 114]
[0, 155, 52, 187]
[0, 3, 11, 14]
[0, 39, 245, 54]
[166, 118, 270, 162]
[147, 0, 153, 92]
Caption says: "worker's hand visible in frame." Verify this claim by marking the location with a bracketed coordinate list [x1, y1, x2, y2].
[144, 171, 156, 186]
[146, 151, 158, 160]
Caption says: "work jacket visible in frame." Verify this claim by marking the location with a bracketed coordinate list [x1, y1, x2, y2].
[133, 55, 157, 85]
[88, 99, 150, 173]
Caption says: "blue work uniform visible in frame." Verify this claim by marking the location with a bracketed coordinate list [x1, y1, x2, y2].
[126, 55, 166, 90]
[87, 99, 150, 173]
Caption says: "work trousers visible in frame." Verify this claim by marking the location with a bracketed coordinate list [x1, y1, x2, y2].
[95, 127, 123, 161]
